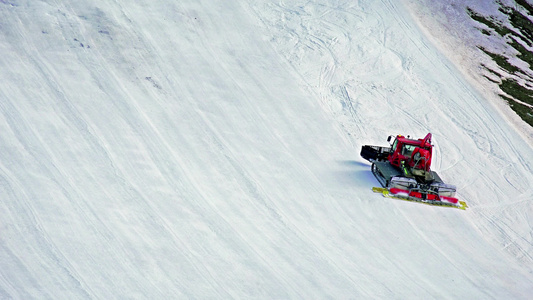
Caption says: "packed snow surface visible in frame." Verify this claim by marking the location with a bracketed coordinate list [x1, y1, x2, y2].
[1, 0, 532, 298]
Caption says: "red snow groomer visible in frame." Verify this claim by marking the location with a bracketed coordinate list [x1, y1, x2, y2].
[361, 133, 466, 209]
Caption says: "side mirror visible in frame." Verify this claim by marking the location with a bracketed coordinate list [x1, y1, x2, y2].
[387, 135, 392, 142]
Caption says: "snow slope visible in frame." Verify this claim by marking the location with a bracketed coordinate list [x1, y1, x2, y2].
[0, 0, 532, 298]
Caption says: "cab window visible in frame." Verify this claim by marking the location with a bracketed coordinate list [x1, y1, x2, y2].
[402, 144, 416, 157]
[391, 139, 398, 153]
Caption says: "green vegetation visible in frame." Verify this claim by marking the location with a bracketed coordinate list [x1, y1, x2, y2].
[509, 37, 533, 67]
[481, 63, 503, 78]
[501, 4, 533, 45]
[467, 7, 512, 36]
[468, 1, 533, 127]
[515, 0, 533, 16]
[504, 95, 533, 124]
[477, 46, 521, 74]
[500, 77, 533, 106]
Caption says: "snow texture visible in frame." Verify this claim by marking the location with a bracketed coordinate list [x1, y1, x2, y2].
[0, 0, 532, 299]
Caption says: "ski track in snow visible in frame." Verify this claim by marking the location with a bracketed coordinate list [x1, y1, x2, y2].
[0, 0, 533, 298]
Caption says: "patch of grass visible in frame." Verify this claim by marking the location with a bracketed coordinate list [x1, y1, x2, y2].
[500, 77, 533, 106]
[508, 36, 533, 67]
[502, 94, 533, 126]
[498, 94, 533, 128]
[515, 0, 533, 16]
[481, 63, 503, 78]
[499, 93, 515, 103]
[483, 75, 500, 83]
[500, 3, 533, 46]
[477, 46, 521, 74]
[468, 3, 533, 128]
[467, 7, 512, 36]
[480, 28, 492, 36]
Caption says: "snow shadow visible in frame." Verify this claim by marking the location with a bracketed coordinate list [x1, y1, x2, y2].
[334, 160, 377, 187]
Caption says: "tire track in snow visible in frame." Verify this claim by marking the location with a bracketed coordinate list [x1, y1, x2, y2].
[0, 16, 156, 296]
[75, 6, 261, 298]
[0, 77, 96, 298]
[0, 164, 93, 298]
[393, 204, 492, 297]
[110, 1, 345, 297]
[185, 3, 376, 296]
[250, 1, 406, 145]
[2, 3, 240, 297]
